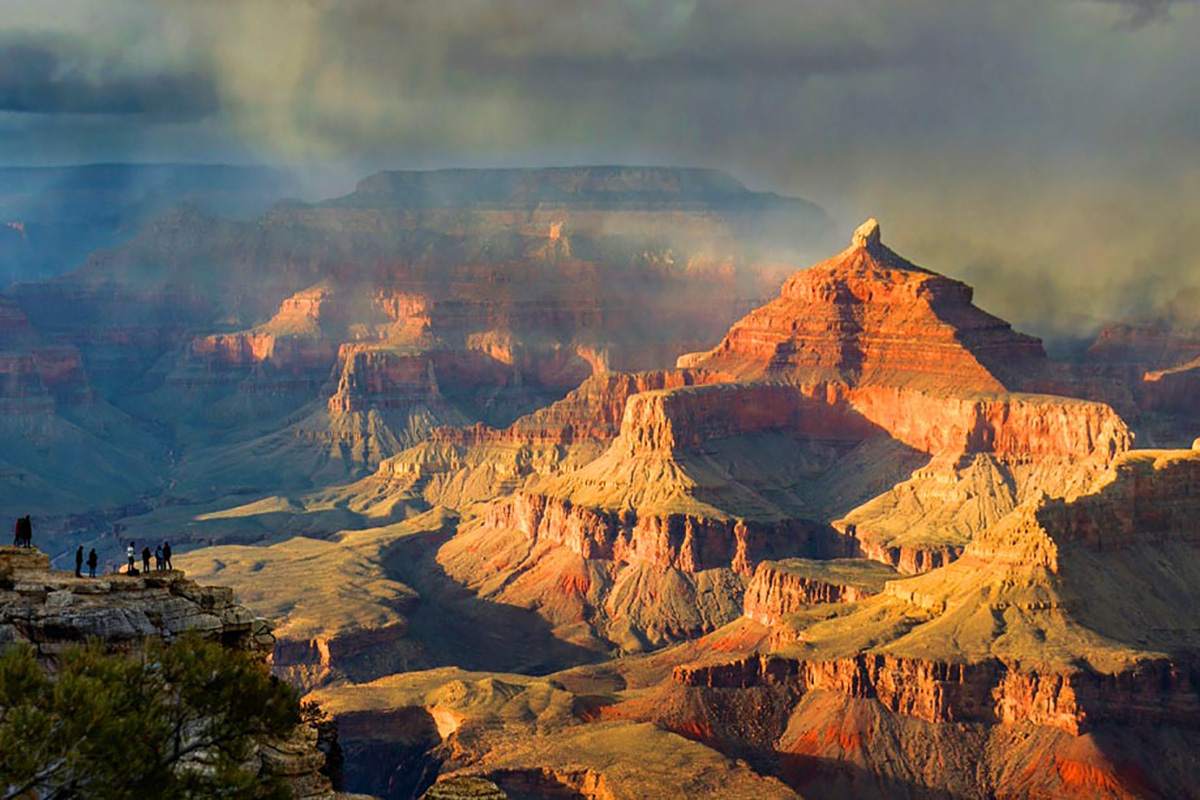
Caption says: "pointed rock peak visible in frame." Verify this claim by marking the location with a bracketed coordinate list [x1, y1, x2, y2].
[852, 217, 881, 249]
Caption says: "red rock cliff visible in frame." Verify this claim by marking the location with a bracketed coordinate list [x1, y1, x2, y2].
[679, 218, 1045, 393]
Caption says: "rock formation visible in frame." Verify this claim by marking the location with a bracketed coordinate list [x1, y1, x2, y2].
[151, 215, 1200, 799]
[434, 219, 1131, 651]
[421, 777, 507, 800]
[621, 445, 1200, 798]
[2, 166, 833, 537]
[1087, 287, 1200, 370]
[742, 559, 897, 627]
[1082, 287, 1200, 431]
[308, 666, 804, 800]
[178, 513, 443, 690]
[677, 217, 1045, 390]
[0, 545, 347, 799]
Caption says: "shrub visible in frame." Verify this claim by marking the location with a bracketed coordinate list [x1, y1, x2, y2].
[0, 634, 302, 800]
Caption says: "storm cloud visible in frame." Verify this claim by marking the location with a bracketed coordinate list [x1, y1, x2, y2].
[0, 35, 217, 116]
[2, 0, 1199, 343]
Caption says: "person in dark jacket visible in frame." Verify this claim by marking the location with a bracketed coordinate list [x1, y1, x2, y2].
[75, 546, 84, 578]
[162, 541, 173, 571]
[141, 546, 152, 574]
[87, 548, 98, 578]
[14, 516, 31, 548]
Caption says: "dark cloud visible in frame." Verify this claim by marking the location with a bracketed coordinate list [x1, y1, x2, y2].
[1100, 0, 1196, 26]
[0, 0, 1199, 341]
[0, 35, 217, 117]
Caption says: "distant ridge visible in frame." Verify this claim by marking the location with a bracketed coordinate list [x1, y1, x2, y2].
[327, 165, 829, 215]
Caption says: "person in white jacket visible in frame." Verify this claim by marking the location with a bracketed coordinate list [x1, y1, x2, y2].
[126, 541, 136, 575]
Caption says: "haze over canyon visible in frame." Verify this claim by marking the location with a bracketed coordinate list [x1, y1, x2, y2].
[3, 1, 1200, 799]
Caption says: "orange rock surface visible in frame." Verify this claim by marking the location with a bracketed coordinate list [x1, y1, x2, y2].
[678, 218, 1045, 391]
[426, 220, 1133, 652]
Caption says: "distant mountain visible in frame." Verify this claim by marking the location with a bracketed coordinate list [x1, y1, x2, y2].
[0, 163, 345, 285]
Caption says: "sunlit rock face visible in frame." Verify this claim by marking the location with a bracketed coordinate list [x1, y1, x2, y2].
[2, 166, 834, 510]
[678, 217, 1046, 391]
[439, 220, 1130, 653]
[627, 446, 1200, 800]
[1082, 287, 1200, 427]
[162, 218, 1200, 800]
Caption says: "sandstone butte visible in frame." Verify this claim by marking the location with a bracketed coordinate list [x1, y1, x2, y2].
[0, 545, 364, 800]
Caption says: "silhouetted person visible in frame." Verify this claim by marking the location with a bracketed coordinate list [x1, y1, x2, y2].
[163, 541, 173, 571]
[87, 548, 98, 579]
[141, 546, 151, 574]
[14, 516, 32, 548]
[75, 546, 84, 578]
[126, 541, 136, 575]
[155, 545, 164, 571]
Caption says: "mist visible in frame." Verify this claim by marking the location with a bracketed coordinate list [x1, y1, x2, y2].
[1, 0, 1198, 346]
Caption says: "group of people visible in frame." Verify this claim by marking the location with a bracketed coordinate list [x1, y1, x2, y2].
[74, 546, 100, 578]
[12, 515, 32, 547]
[124, 540, 172, 576]
[11, 515, 177, 578]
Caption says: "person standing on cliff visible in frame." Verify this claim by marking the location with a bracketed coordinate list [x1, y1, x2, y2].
[163, 541, 173, 571]
[14, 516, 31, 548]
[87, 548, 98, 578]
[75, 546, 84, 578]
[126, 541, 136, 575]
[141, 545, 151, 574]
[155, 545, 164, 571]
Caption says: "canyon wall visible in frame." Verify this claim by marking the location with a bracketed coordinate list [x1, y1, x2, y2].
[672, 652, 1200, 736]
[488, 491, 849, 576]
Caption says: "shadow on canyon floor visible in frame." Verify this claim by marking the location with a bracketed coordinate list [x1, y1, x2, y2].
[779, 758, 976, 800]
[384, 529, 602, 675]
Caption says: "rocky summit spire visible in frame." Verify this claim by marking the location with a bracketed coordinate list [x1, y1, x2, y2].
[852, 217, 881, 250]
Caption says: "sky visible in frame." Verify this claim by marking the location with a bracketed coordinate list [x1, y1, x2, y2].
[1, 0, 1199, 342]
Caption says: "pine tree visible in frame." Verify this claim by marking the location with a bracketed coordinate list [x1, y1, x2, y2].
[0, 634, 302, 800]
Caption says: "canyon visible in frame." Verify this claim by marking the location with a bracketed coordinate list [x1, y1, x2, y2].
[0, 166, 834, 557]
[5, 168, 1200, 799]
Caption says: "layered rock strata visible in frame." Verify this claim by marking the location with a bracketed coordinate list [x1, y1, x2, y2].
[487, 491, 847, 576]
[0, 546, 341, 799]
[663, 446, 1200, 742]
[742, 559, 897, 626]
[439, 219, 1133, 650]
[677, 218, 1046, 391]
[4, 166, 837, 509]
